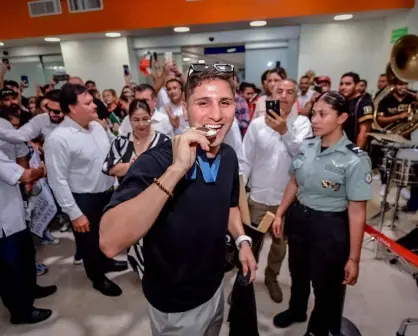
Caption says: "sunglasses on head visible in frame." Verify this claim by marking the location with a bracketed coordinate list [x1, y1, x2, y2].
[46, 106, 62, 115]
[187, 63, 235, 81]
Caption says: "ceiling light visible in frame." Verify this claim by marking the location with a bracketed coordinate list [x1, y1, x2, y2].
[183, 57, 190, 62]
[105, 32, 121, 38]
[198, 60, 205, 64]
[227, 48, 236, 53]
[0, 42, 4, 46]
[334, 14, 353, 21]
[250, 20, 267, 27]
[267, 61, 273, 67]
[174, 27, 190, 33]
[44, 37, 60, 42]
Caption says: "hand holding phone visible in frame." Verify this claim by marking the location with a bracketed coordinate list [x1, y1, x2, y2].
[265, 100, 280, 119]
[123, 64, 130, 76]
[21, 75, 29, 88]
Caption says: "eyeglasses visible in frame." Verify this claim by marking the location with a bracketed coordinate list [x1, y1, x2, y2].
[46, 106, 62, 115]
[187, 63, 235, 80]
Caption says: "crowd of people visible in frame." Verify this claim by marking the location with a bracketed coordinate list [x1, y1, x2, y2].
[0, 56, 417, 336]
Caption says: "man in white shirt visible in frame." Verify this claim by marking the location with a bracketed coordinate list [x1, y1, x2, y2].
[160, 78, 189, 135]
[0, 146, 57, 325]
[241, 79, 312, 303]
[0, 90, 64, 144]
[44, 84, 127, 297]
[297, 75, 314, 109]
[119, 84, 173, 137]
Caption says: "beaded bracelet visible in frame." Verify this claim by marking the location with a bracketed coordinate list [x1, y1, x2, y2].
[153, 178, 174, 198]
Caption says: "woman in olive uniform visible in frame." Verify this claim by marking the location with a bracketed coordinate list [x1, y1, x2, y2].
[271, 91, 372, 336]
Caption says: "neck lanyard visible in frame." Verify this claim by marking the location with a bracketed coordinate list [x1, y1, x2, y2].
[186, 147, 221, 183]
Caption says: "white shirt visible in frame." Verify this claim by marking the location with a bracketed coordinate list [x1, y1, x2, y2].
[0, 113, 57, 144]
[160, 102, 189, 136]
[0, 118, 30, 160]
[223, 117, 244, 174]
[156, 88, 171, 110]
[298, 89, 314, 108]
[0, 149, 26, 239]
[44, 116, 114, 220]
[241, 103, 312, 206]
[119, 109, 174, 138]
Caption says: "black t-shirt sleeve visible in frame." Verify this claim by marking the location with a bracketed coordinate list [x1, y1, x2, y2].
[358, 95, 374, 123]
[377, 96, 389, 116]
[104, 143, 171, 213]
[230, 151, 240, 208]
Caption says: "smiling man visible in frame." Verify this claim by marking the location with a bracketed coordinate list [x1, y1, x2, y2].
[100, 65, 257, 336]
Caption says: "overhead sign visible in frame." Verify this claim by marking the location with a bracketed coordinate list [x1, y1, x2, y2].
[391, 27, 408, 43]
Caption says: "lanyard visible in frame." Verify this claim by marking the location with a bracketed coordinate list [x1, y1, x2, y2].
[186, 147, 221, 183]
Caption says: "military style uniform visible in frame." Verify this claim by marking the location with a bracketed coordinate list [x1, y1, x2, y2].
[284, 133, 372, 336]
[344, 94, 374, 146]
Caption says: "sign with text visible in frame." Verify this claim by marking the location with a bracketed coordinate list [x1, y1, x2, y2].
[391, 27, 408, 43]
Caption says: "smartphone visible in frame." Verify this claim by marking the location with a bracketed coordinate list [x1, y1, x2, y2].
[53, 73, 69, 82]
[165, 51, 173, 63]
[266, 100, 280, 118]
[2, 51, 10, 70]
[21, 75, 29, 88]
[314, 85, 323, 94]
[123, 64, 130, 76]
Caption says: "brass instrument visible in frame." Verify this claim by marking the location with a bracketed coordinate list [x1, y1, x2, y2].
[372, 35, 418, 137]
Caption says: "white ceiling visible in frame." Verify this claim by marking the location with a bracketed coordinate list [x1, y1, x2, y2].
[0, 8, 408, 48]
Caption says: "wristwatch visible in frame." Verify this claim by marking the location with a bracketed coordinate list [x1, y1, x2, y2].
[235, 235, 253, 250]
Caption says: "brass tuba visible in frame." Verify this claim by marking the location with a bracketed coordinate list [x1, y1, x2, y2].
[372, 35, 418, 136]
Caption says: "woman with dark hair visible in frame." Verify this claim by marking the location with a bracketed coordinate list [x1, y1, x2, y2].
[102, 99, 169, 278]
[271, 91, 372, 336]
[103, 99, 169, 182]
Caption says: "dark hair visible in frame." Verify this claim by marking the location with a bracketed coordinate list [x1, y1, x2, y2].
[380, 73, 387, 78]
[120, 94, 132, 103]
[261, 69, 270, 83]
[300, 75, 310, 81]
[85, 80, 96, 86]
[41, 84, 50, 95]
[60, 84, 87, 113]
[268, 67, 288, 80]
[317, 91, 347, 115]
[0, 104, 21, 122]
[359, 79, 368, 86]
[35, 96, 48, 109]
[239, 82, 256, 93]
[45, 89, 61, 103]
[4, 80, 19, 89]
[185, 67, 235, 100]
[128, 99, 151, 117]
[166, 78, 184, 91]
[341, 72, 360, 84]
[135, 84, 157, 98]
[88, 89, 100, 97]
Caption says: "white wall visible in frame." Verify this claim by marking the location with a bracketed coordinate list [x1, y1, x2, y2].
[60, 37, 132, 94]
[4, 59, 46, 97]
[298, 19, 386, 96]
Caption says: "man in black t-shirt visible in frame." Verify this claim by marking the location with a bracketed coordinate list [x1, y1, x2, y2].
[100, 66, 257, 336]
[339, 72, 374, 149]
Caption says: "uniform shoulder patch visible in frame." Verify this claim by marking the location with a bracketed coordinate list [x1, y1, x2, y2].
[363, 105, 373, 115]
[346, 144, 367, 156]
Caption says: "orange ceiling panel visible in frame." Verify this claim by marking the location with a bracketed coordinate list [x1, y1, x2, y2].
[0, 0, 414, 40]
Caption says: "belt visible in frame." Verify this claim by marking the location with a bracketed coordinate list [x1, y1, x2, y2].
[294, 199, 347, 218]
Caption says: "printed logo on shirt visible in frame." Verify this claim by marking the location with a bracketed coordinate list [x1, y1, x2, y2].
[325, 164, 345, 175]
[321, 180, 341, 191]
[363, 106, 373, 115]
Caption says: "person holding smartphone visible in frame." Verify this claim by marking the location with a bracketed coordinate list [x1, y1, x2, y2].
[241, 79, 312, 303]
[272, 91, 371, 336]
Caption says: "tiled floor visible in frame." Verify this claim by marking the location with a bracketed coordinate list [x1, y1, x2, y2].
[2, 181, 418, 335]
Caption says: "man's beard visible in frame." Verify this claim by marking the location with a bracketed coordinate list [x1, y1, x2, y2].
[49, 116, 64, 124]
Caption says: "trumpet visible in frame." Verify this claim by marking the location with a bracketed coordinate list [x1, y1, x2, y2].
[372, 35, 418, 136]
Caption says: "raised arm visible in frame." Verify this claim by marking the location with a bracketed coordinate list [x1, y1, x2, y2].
[0, 114, 46, 144]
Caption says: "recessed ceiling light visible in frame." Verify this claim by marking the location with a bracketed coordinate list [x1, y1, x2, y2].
[0, 42, 4, 46]
[198, 60, 205, 64]
[105, 32, 121, 38]
[267, 61, 273, 67]
[227, 48, 236, 53]
[250, 20, 267, 27]
[334, 14, 353, 21]
[183, 57, 190, 62]
[44, 37, 60, 42]
[174, 27, 190, 33]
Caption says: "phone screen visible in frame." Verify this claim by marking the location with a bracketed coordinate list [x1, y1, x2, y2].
[21, 75, 29, 88]
[266, 100, 280, 118]
[123, 64, 130, 76]
[53, 74, 69, 82]
[164, 52, 173, 63]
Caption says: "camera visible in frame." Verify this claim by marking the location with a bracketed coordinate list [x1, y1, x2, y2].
[208, 37, 215, 42]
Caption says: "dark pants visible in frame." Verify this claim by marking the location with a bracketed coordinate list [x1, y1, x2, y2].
[286, 201, 349, 336]
[0, 228, 36, 318]
[407, 187, 418, 211]
[72, 190, 113, 284]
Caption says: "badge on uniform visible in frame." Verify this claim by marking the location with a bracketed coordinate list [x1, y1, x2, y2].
[365, 172, 372, 184]
[321, 180, 341, 191]
[363, 106, 373, 115]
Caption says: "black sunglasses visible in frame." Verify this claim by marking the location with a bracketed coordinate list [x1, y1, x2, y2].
[46, 106, 62, 115]
[187, 63, 235, 81]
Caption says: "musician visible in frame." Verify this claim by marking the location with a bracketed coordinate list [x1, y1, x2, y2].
[271, 91, 372, 336]
[374, 74, 388, 99]
[339, 72, 374, 149]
